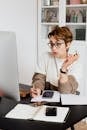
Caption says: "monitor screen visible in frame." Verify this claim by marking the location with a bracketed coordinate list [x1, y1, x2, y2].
[0, 31, 20, 101]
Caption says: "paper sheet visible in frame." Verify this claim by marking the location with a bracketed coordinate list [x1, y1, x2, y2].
[61, 94, 87, 105]
[33, 105, 69, 123]
[31, 91, 60, 103]
[5, 104, 40, 119]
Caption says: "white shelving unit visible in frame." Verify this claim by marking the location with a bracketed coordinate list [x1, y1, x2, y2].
[37, 0, 87, 61]
[66, 2, 87, 41]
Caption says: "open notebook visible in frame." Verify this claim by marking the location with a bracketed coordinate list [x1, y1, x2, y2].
[5, 104, 69, 123]
[31, 90, 60, 103]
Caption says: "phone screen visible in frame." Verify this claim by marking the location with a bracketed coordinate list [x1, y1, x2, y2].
[45, 107, 57, 116]
[42, 91, 54, 98]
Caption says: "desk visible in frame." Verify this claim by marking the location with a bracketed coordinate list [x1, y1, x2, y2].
[0, 97, 87, 130]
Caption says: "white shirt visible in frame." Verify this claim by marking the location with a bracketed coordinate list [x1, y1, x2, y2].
[35, 52, 83, 89]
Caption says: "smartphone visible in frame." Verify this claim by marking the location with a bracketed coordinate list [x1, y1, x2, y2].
[45, 107, 57, 116]
[42, 90, 54, 98]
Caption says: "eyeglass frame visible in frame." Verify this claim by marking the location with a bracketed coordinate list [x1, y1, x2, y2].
[48, 41, 65, 49]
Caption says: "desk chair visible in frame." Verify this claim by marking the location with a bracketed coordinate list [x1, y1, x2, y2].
[19, 83, 31, 98]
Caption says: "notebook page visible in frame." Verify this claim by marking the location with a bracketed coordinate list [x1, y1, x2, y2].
[33, 105, 69, 123]
[31, 91, 60, 103]
[5, 104, 41, 119]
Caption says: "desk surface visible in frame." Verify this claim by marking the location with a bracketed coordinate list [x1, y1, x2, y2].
[0, 97, 87, 130]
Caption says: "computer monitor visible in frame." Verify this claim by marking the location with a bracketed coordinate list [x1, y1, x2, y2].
[0, 31, 20, 101]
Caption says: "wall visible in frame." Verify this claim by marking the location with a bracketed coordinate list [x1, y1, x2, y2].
[0, 0, 37, 85]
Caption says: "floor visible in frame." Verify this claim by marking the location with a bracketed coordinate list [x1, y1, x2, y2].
[67, 121, 87, 130]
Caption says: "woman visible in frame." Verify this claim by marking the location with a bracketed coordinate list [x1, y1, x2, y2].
[30, 26, 79, 98]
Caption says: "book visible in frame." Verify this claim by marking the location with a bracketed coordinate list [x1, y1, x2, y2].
[31, 90, 60, 103]
[5, 104, 69, 123]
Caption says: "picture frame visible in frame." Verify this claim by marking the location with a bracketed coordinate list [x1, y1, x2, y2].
[42, 8, 58, 22]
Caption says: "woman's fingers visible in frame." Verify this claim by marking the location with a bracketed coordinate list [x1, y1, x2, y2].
[63, 54, 79, 68]
[30, 88, 37, 97]
[30, 88, 41, 98]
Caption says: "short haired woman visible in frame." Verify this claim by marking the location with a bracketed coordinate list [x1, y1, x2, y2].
[30, 26, 79, 98]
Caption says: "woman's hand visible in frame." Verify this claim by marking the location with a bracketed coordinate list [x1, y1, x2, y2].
[30, 87, 41, 98]
[62, 53, 79, 71]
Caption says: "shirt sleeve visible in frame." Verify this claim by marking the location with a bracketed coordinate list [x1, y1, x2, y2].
[35, 53, 49, 75]
[58, 75, 78, 94]
[32, 53, 49, 90]
[32, 73, 46, 91]
[58, 60, 82, 94]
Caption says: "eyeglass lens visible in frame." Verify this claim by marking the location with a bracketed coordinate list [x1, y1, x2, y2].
[48, 42, 63, 48]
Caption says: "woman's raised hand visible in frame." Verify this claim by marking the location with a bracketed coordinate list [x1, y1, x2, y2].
[62, 53, 79, 70]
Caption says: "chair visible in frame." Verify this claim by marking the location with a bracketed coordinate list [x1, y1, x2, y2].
[19, 83, 31, 98]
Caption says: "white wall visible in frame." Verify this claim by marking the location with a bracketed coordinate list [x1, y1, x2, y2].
[0, 0, 37, 85]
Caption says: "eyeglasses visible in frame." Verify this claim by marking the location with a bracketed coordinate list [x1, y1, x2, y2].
[48, 42, 64, 48]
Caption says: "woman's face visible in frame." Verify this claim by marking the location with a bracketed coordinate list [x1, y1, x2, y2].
[49, 36, 67, 58]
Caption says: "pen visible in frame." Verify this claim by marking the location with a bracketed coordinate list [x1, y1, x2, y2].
[64, 109, 71, 122]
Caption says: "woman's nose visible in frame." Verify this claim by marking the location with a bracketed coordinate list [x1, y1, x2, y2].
[51, 45, 57, 50]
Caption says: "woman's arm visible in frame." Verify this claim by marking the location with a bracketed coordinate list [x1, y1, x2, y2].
[30, 73, 46, 98]
[58, 53, 79, 94]
[58, 73, 78, 94]
[32, 73, 46, 91]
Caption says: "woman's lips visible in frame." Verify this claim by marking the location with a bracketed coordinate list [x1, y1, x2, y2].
[53, 52, 57, 55]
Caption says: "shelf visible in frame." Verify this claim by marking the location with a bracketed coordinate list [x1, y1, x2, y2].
[66, 23, 86, 25]
[66, 4, 87, 8]
[42, 5, 59, 8]
[41, 22, 59, 25]
[71, 40, 86, 43]
[38, 0, 87, 43]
